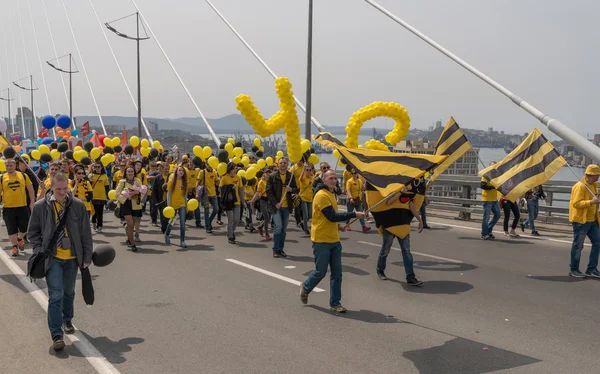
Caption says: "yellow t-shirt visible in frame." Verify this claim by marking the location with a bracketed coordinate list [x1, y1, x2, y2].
[136, 170, 147, 186]
[245, 182, 256, 201]
[169, 163, 177, 173]
[44, 178, 52, 190]
[311, 188, 339, 243]
[0, 172, 32, 208]
[168, 178, 186, 209]
[198, 169, 218, 197]
[113, 170, 125, 183]
[481, 177, 498, 202]
[220, 174, 241, 205]
[280, 174, 288, 208]
[343, 170, 352, 187]
[184, 168, 198, 191]
[71, 180, 93, 212]
[290, 164, 303, 185]
[257, 179, 267, 198]
[346, 178, 363, 199]
[90, 174, 109, 200]
[53, 201, 76, 260]
[300, 175, 314, 202]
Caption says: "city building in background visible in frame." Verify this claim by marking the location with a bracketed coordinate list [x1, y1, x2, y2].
[16, 107, 38, 138]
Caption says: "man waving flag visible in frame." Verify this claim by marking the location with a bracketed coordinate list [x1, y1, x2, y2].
[479, 128, 566, 202]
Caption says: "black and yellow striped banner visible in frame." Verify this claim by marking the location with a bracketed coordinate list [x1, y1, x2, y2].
[430, 117, 472, 182]
[0, 135, 9, 152]
[314, 132, 447, 196]
[479, 128, 566, 202]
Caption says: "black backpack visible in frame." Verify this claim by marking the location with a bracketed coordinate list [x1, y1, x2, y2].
[220, 184, 237, 211]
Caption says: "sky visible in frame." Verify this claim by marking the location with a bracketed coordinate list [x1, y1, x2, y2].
[0, 0, 598, 138]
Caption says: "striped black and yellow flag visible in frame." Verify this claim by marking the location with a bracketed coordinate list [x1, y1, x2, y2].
[429, 117, 472, 182]
[479, 128, 566, 202]
[314, 132, 447, 196]
[0, 135, 9, 152]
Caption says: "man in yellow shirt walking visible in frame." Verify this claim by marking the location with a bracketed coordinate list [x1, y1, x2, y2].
[569, 164, 600, 278]
[481, 161, 501, 240]
[300, 170, 364, 313]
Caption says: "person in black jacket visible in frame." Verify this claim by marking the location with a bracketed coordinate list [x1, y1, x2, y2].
[266, 157, 299, 258]
[151, 163, 170, 234]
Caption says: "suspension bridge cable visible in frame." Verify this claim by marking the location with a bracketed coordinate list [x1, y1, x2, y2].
[0, 58, 4, 119]
[8, 4, 26, 138]
[15, 0, 39, 135]
[1, 2, 14, 132]
[130, 0, 220, 146]
[87, 0, 153, 142]
[203, 0, 325, 131]
[40, 0, 69, 111]
[59, 0, 107, 134]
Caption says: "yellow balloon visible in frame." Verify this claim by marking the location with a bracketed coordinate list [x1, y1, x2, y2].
[253, 138, 261, 147]
[73, 146, 82, 153]
[233, 147, 243, 158]
[187, 199, 199, 211]
[0, 159, 5, 172]
[101, 154, 112, 167]
[232, 156, 241, 164]
[202, 146, 212, 160]
[140, 139, 150, 148]
[228, 138, 235, 145]
[333, 149, 340, 159]
[301, 139, 311, 153]
[140, 147, 150, 157]
[257, 159, 266, 169]
[90, 148, 101, 160]
[345, 101, 410, 148]
[38, 145, 50, 154]
[276, 151, 284, 158]
[193, 145, 203, 158]
[153, 140, 161, 149]
[265, 157, 273, 166]
[245, 167, 257, 180]
[130, 136, 140, 148]
[108, 189, 117, 200]
[259, 145, 264, 152]
[237, 170, 246, 179]
[224, 143, 234, 153]
[208, 156, 219, 169]
[217, 162, 228, 176]
[50, 149, 60, 160]
[308, 154, 319, 165]
[163, 206, 175, 219]
[31, 150, 41, 160]
[112, 137, 120, 148]
[73, 150, 83, 162]
[241, 156, 250, 167]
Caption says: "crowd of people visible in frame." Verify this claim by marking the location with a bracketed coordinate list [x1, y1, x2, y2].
[1, 147, 599, 351]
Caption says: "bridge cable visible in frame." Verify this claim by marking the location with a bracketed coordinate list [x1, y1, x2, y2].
[15, 0, 39, 135]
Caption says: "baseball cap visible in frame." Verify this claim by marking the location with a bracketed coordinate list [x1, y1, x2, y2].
[585, 164, 600, 176]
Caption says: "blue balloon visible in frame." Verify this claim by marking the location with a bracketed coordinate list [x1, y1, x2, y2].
[72, 129, 79, 136]
[56, 115, 71, 129]
[56, 136, 63, 142]
[36, 138, 42, 145]
[42, 137, 53, 145]
[41, 115, 56, 129]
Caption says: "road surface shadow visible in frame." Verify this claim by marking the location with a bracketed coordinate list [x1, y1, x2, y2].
[528, 275, 586, 283]
[457, 236, 534, 245]
[235, 242, 268, 248]
[403, 336, 540, 374]
[392, 260, 478, 272]
[302, 265, 370, 276]
[51, 331, 144, 364]
[308, 305, 403, 324]
[285, 255, 314, 263]
[389, 279, 473, 294]
[175, 244, 215, 252]
[131, 246, 169, 255]
[342, 252, 369, 259]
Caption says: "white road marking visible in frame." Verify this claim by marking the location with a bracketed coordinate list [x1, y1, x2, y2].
[226, 259, 325, 292]
[284, 266, 296, 269]
[427, 220, 588, 247]
[0, 249, 120, 374]
[357, 241, 464, 264]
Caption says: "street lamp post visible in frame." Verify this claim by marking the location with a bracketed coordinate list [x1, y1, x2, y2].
[106, 12, 149, 138]
[13, 75, 38, 137]
[0, 88, 14, 133]
[47, 54, 79, 124]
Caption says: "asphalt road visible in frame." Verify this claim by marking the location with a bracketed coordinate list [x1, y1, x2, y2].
[1, 209, 598, 374]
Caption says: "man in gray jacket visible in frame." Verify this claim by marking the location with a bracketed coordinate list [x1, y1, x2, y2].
[27, 172, 93, 351]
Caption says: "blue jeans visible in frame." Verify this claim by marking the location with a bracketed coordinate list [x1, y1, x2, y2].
[272, 207, 289, 252]
[481, 201, 501, 236]
[570, 222, 600, 272]
[303, 242, 343, 307]
[523, 199, 539, 233]
[420, 204, 427, 227]
[301, 201, 312, 234]
[204, 196, 218, 228]
[346, 201, 365, 227]
[376, 230, 415, 280]
[46, 258, 78, 338]
[166, 207, 186, 241]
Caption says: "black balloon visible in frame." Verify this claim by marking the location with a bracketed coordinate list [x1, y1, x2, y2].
[106, 200, 117, 211]
[57, 143, 69, 153]
[235, 141, 242, 147]
[40, 153, 52, 163]
[217, 149, 229, 163]
[103, 147, 114, 154]
[256, 151, 264, 158]
[193, 156, 203, 167]
[219, 143, 225, 149]
[65, 150, 74, 160]
[247, 177, 257, 186]
[81, 157, 92, 166]
[241, 176, 247, 185]
[83, 141, 94, 152]
[186, 211, 194, 221]
[251, 146, 258, 152]
[3, 146, 15, 159]
[60, 139, 68, 143]
[124, 145, 134, 155]
[149, 148, 159, 159]
[310, 147, 315, 154]
[92, 245, 116, 267]
[50, 142, 58, 149]
[114, 145, 122, 153]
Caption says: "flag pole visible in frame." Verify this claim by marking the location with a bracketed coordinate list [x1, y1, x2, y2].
[345, 188, 404, 227]
[564, 163, 597, 197]
[364, 0, 600, 164]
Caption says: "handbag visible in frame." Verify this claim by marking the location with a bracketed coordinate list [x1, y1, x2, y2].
[27, 202, 71, 280]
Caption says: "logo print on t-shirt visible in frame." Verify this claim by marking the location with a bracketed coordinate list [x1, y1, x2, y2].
[7, 180, 21, 192]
